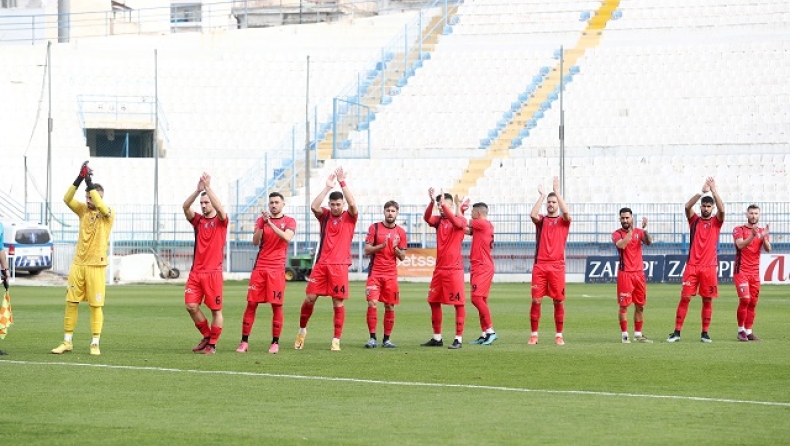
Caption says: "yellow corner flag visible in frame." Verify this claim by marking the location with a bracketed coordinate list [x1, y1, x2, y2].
[0, 289, 12, 340]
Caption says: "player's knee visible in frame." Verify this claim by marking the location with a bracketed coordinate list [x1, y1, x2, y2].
[680, 295, 692, 304]
[185, 303, 200, 313]
[367, 300, 378, 308]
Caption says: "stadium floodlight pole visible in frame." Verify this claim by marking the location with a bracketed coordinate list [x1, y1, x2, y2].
[559, 45, 566, 196]
[46, 41, 52, 227]
[58, 0, 69, 43]
[154, 49, 160, 253]
[304, 55, 311, 253]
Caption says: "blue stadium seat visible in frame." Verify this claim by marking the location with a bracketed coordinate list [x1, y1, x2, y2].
[510, 102, 521, 112]
[340, 139, 352, 150]
[562, 74, 573, 84]
[519, 128, 530, 138]
[612, 10, 623, 20]
[540, 100, 551, 111]
[389, 86, 401, 96]
[548, 92, 559, 101]
[526, 83, 537, 93]
[381, 95, 393, 105]
[534, 110, 544, 119]
[496, 119, 508, 129]
[396, 77, 408, 87]
[526, 119, 537, 129]
[569, 65, 581, 75]
[532, 75, 543, 84]
[487, 128, 499, 138]
[442, 25, 453, 35]
[580, 11, 591, 21]
[518, 92, 529, 102]
[503, 110, 514, 120]
[539, 66, 550, 76]
[479, 138, 492, 149]
[553, 48, 562, 60]
[510, 137, 522, 149]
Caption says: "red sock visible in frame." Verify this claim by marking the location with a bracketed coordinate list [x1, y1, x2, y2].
[455, 305, 466, 337]
[701, 299, 713, 332]
[634, 320, 643, 333]
[271, 304, 283, 338]
[366, 306, 378, 334]
[333, 306, 345, 339]
[299, 301, 315, 329]
[737, 299, 748, 327]
[241, 302, 258, 337]
[675, 296, 690, 331]
[530, 302, 541, 332]
[209, 325, 222, 345]
[430, 302, 443, 335]
[195, 319, 210, 338]
[472, 295, 492, 331]
[746, 296, 758, 329]
[619, 318, 628, 333]
[553, 301, 564, 333]
[383, 309, 395, 337]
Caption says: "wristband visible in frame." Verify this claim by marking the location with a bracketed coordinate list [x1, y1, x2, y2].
[339, 181, 346, 188]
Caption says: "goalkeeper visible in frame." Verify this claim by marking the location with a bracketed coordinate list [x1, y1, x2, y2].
[0, 223, 9, 355]
[51, 161, 115, 356]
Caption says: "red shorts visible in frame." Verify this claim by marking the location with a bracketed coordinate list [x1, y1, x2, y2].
[427, 269, 465, 306]
[734, 273, 760, 300]
[366, 275, 400, 305]
[185, 271, 224, 310]
[681, 264, 718, 298]
[247, 268, 286, 304]
[306, 263, 350, 299]
[617, 270, 646, 307]
[470, 267, 494, 299]
[531, 262, 566, 301]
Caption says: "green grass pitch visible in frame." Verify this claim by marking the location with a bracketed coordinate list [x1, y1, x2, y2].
[1, 281, 789, 445]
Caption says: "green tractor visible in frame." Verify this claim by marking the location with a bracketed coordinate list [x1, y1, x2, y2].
[285, 253, 313, 282]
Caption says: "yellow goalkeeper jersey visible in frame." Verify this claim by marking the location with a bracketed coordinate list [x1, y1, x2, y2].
[64, 185, 115, 266]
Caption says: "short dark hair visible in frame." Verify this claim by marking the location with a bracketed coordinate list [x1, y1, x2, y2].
[384, 200, 399, 210]
[93, 183, 104, 193]
[472, 202, 488, 213]
[269, 192, 284, 201]
[619, 207, 632, 215]
[329, 191, 344, 201]
[701, 196, 714, 204]
[436, 193, 453, 202]
[547, 192, 557, 199]
[747, 204, 760, 211]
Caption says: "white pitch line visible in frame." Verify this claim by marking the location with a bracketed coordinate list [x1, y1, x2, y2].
[2, 360, 789, 408]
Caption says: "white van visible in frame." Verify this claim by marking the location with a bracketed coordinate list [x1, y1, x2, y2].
[1, 220, 53, 275]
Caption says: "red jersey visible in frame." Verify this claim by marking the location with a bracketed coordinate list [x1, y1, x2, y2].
[365, 222, 407, 277]
[424, 202, 466, 270]
[315, 208, 358, 266]
[469, 219, 494, 272]
[733, 225, 765, 275]
[611, 228, 646, 273]
[687, 214, 723, 267]
[533, 215, 571, 264]
[253, 215, 297, 270]
[190, 214, 228, 272]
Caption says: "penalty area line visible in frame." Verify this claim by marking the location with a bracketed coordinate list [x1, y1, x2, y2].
[2, 359, 789, 408]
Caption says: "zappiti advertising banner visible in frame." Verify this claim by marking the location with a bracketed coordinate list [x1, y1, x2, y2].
[585, 255, 738, 284]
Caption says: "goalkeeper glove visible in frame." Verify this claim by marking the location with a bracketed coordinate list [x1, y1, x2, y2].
[73, 160, 90, 187]
[85, 168, 95, 191]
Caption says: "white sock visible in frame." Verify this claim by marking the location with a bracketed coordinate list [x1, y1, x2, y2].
[91, 337, 100, 345]
[556, 333, 563, 338]
[531, 331, 538, 336]
[486, 328, 495, 334]
[433, 334, 442, 341]
[622, 331, 629, 338]
[332, 337, 340, 343]
[299, 328, 307, 334]
[455, 336, 462, 343]
[480, 332, 486, 338]
[745, 329, 753, 335]
[634, 331, 642, 338]
[738, 326, 745, 332]
[64, 334, 73, 342]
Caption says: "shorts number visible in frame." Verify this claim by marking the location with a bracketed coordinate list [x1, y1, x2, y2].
[215, 296, 221, 305]
[333, 285, 346, 294]
[449, 292, 460, 302]
[272, 291, 283, 301]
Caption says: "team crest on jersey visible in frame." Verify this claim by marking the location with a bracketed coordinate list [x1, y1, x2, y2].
[249, 285, 257, 291]
[95, 293, 102, 302]
[204, 221, 215, 229]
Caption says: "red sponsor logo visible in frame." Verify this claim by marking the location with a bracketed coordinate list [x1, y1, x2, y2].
[763, 256, 790, 282]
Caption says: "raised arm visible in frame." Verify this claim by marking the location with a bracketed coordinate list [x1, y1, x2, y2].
[685, 179, 708, 219]
[553, 176, 570, 222]
[763, 224, 772, 253]
[530, 184, 546, 224]
[201, 173, 227, 221]
[64, 161, 92, 213]
[424, 187, 437, 224]
[336, 167, 357, 217]
[708, 177, 725, 222]
[641, 216, 653, 246]
[182, 178, 202, 222]
[311, 172, 336, 218]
